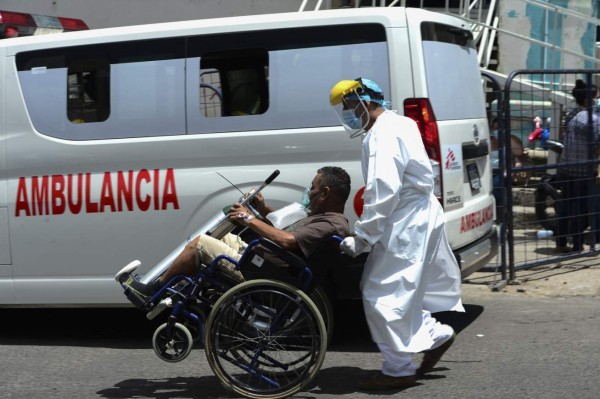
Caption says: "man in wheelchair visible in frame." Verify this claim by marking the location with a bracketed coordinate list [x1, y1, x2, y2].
[118, 166, 351, 299]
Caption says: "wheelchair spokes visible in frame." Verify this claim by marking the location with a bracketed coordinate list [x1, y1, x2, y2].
[152, 322, 194, 362]
[205, 279, 326, 399]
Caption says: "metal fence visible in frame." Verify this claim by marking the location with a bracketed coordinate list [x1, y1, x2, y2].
[484, 69, 600, 281]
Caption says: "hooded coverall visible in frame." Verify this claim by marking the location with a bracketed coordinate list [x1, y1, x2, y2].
[355, 110, 465, 376]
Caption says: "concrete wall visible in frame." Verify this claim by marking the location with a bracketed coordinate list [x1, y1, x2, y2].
[498, 0, 598, 74]
[0, 0, 333, 29]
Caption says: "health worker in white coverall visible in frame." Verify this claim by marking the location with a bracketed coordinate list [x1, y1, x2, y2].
[329, 78, 465, 391]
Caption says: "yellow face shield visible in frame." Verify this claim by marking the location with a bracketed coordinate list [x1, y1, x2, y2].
[329, 80, 362, 106]
[329, 80, 370, 138]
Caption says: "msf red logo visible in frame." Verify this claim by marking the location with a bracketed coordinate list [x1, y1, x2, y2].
[445, 148, 456, 170]
[444, 148, 461, 172]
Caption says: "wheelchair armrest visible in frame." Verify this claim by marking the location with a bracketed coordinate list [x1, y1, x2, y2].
[239, 238, 314, 291]
[256, 238, 311, 271]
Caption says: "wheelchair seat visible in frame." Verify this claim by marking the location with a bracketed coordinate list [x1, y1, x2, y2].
[238, 236, 345, 293]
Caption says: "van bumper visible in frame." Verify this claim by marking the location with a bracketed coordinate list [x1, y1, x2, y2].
[453, 225, 498, 279]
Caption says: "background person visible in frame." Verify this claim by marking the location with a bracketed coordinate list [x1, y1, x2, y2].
[555, 79, 600, 253]
[329, 78, 464, 391]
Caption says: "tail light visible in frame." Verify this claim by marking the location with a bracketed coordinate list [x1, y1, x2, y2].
[404, 98, 443, 202]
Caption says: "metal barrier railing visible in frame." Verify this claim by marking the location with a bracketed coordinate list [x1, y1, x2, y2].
[482, 70, 508, 282]
[503, 69, 600, 276]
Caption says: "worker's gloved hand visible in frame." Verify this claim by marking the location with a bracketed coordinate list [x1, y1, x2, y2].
[340, 236, 370, 258]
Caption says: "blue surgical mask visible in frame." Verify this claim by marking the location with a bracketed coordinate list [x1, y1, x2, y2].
[342, 109, 363, 130]
[301, 187, 311, 208]
[596, 98, 600, 108]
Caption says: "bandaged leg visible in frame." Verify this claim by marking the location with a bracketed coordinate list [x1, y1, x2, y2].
[220, 233, 248, 254]
[196, 234, 245, 282]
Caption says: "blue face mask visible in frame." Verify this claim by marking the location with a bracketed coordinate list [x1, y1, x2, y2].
[342, 109, 363, 130]
[301, 187, 311, 208]
[596, 98, 600, 108]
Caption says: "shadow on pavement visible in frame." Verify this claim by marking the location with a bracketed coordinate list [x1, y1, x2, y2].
[0, 308, 160, 349]
[329, 299, 484, 352]
[0, 301, 484, 351]
[308, 365, 421, 396]
[434, 304, 485, 335]
[97, 376, 234, 399]
[97, 366, 426, 398]
[86, 302, 484, 398]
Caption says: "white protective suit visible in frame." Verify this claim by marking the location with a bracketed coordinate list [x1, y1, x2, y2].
[355, 110, 464, 353]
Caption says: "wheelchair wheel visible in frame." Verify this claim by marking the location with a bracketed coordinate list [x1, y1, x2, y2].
[152, 322, 193, 363]
[309, 285, 334, 345]
[204, 279, 327, 399]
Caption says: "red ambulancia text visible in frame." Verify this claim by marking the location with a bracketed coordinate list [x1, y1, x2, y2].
[460, 204, 493, 233]
[15, 168, 179, 217]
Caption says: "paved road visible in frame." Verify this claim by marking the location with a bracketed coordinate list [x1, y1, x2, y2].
[1, 292, 598, 398]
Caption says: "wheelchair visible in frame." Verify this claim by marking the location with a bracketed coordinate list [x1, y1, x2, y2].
[115, 171, 342, 399]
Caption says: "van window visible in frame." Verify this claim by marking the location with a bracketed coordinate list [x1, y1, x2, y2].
[186, 24, 389, 134]
[200, 69, 223, 117]
[17, 38, 186, 140]
[420, 22, 486, 121]
[200, 48, 269, 118]
[17, 24, 389, 139]
[67, 60, 110, 123]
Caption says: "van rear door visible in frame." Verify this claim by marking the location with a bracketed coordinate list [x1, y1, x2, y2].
[406, 10, 495, 256]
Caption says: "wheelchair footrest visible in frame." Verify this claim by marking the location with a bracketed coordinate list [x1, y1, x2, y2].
[123, 286, 150, 311]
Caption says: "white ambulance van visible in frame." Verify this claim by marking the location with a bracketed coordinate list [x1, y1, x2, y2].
[0, 6, 496, 306]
